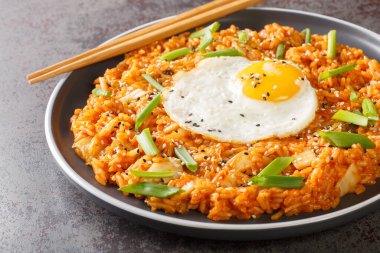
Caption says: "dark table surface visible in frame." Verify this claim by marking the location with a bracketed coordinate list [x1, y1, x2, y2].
[1, 0, 379, 252]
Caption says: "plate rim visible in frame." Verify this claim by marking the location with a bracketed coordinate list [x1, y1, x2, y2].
[45, 7, 380, 231]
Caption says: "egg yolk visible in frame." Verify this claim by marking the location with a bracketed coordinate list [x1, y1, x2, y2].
[237, 60, 303, 102]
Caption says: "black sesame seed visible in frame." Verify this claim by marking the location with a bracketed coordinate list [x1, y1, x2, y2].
[301, 77, 305, 81]
[163, 69, 174, 75]
[188, 113, 193, 116]
[192, 123, 197, 126]
[137, 97, 140, 101]
[244, 152, 249, 155]
[137, 149, 140, 153]
[256, 124, 260, 127]
[330, 156, 334, 160]
[208, 129, 213, 132]
[228, 100, 233, 103]
[181, 96, 184, 98]
[263, 96, 267, 101]
[218, 129, 222, 133]
[263, 73, 267, 77]
[201, 149, 205, 152]
[153, 137, 156, 142]
[174, 130, 178, 133]
[296, 136, 301, 139]
[266, 92, 270, 97]
[169, 89, 174, 92]
[143, 159, 147, 162]
[204, 156, 209, 159]
[201, 119, 204, 122]
[240, 114, 245, 117]
[292, 118, 296, 120]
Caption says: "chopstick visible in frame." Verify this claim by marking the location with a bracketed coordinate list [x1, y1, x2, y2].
[27, 0, 262, 84]
[27, 0, 232, 81]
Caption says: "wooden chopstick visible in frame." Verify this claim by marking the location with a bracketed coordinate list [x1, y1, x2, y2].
[27, 0, 232, 81]
[28, 0, 262, 84]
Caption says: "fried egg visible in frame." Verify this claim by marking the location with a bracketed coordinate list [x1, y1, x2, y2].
[163, 57, 317, 143]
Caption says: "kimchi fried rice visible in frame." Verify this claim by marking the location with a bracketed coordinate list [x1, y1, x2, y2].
[70, 23, 380, 221]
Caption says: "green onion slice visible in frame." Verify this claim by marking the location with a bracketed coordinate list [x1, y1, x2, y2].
[197, 29, 213, 51]
[327, 29, 337, 59]
[160, 47, 193, 61]
[119, 182, 182, 198]
[130, 170, 174, 178]
[136, 128, 160, 156]
[257, 157, 294, 177]
[353, 109, 362, 115]
[362, 98, 379, 121]
[332, 109, 368, 126]
[92, 88, 111, 97]
[250, 175, 305, 189]
[348, 86, 358, 102]
[238, 31, 248, 44]
[135, 94, 162, 131]
[317, 130, 375, 149]
[174, 146, 198, 172]
[142, 74, 163, 92]
[301, 28, 312, 44]
[201, 48, 243, 58]
[319, 63, 356, 81]
[276, 42, 285, 59]
[189, 21, 221, 38]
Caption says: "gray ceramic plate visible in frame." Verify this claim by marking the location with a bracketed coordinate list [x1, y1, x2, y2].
[45, 7, 380, 240]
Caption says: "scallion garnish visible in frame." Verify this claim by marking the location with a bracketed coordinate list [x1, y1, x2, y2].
[319, 63, 356, 81]
[136, 128, 160, 156]
[276, 42, 285, 59]
[238, 31, 248, 44]
[92, 88, 111, 97]
[250, 175, 305, 189]
[257, 157, 294, 176]
[317, 130, 375, 149]
[142, 74, 163, 92]
[135, 94, 162, 131]
[174, 146, 198, 172]
[119, 182, 183, 198]
[348, 86, 358, 102]
[362, 98, 379, 121]
[327, 29, 337, 58]
[130, 170, 174, 178]
[353, 109, 362, 115]
[301, 28, 312, 44]
[189, 21, 220, 38]
[197, 29, 213, 51]
[160, 47, 193, 61]
[201, 48, 243, 58]
[332, 109, 368, 126]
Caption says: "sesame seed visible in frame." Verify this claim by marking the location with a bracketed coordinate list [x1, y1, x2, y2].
[181, 96, 184, 98]
[292, 118, 296, 120]
[169, 89, 174, 92]
[228, 100, 233, 103]
[256, 124, 260, 127]
[143, 159, 147, 162]
[204, 156, 209, 159]
[201, 119, 204, 122]
[266, 92, 270, 97]
[244, 152, 249, 155]
[218, 129, 222, 133]
[188, 113, 193, 116]
[240, 114, 245, 117]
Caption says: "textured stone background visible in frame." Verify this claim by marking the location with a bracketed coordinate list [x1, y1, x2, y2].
[0, 0, 379, 252]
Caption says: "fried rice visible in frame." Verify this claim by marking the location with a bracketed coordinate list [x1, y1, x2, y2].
[70, 23, 380, 221]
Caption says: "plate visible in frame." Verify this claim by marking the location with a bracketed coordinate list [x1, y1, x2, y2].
[45, 7, 380, 240]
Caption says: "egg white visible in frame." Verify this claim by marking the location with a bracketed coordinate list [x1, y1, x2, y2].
[163, 57, 318, 143]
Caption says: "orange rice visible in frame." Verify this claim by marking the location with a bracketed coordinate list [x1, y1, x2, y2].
[70, 23, 380, 221]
